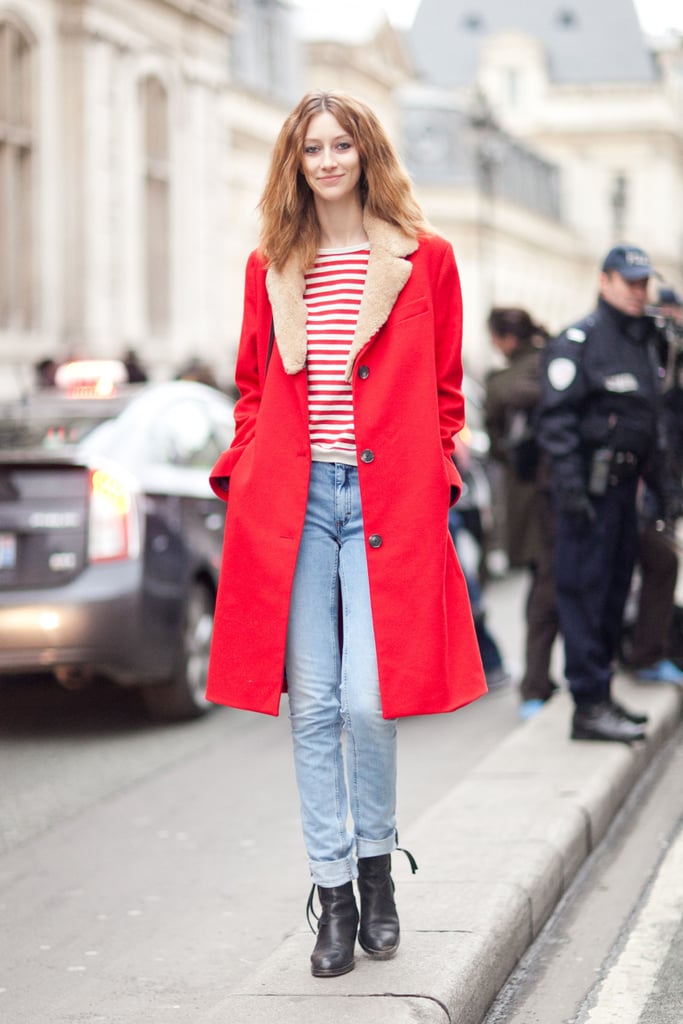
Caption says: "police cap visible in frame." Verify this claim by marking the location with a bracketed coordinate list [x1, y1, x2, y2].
[601, 244, 656, 281]
[658, 286, 682, 307]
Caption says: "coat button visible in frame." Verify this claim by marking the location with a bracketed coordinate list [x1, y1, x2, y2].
[358, 365, 370, 379]
[368, 534, 383, 548]
[360, 449, 375, 463]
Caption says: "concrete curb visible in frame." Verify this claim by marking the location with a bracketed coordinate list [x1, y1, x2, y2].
[207, 676, 683, 1024]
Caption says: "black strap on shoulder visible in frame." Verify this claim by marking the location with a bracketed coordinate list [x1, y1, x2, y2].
[266, 319, 274, 373]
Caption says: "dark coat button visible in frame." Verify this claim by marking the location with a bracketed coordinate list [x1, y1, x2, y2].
[368, 534, 383, 548]
[360, 449, 375, 463]
[358, 365, 370, 379]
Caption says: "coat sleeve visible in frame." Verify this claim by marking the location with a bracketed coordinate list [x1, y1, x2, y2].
[432, 240, 466, 501]
[209, 251, 267, 500]
[485, 352, 542, 464]
[537, 330, 589, 495]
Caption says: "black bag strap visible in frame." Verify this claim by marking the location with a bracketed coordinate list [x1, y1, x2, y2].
[266, 319, 275, 374]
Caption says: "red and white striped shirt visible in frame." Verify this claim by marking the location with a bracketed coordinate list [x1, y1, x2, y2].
[304, 245, 370, 463]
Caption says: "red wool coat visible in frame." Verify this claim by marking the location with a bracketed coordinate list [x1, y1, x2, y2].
[207, 215, 486, 718]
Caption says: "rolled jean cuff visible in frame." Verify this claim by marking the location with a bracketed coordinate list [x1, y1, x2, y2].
[309, 854, 358, 888]
[355, 832, 397, 860]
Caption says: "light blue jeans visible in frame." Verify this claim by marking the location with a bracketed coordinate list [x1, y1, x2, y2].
[285, 462, 398, 887]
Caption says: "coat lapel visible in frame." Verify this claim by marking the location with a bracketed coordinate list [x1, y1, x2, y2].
[265, 213, 418, 382]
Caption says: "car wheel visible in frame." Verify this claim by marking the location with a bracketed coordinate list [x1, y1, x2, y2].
[142, 582, 215, 721]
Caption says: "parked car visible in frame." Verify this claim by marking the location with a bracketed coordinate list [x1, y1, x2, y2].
[0, 362, 234, 720]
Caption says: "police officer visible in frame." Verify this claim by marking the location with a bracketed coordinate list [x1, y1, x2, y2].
[538, 244, 676, 743]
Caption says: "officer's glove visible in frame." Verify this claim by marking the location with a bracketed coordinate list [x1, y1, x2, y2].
[650, 476, 683, 525]
[558, 488, 596, 530]
[664, 491, 683, 524]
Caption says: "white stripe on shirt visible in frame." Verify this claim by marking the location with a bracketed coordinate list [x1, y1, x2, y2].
[304, 246, 369, 459]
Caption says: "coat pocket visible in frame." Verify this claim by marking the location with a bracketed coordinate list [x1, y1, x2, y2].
[390, 297, 430, 325]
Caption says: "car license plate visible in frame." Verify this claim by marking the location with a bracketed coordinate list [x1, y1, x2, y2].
[0, 533, 16, 570]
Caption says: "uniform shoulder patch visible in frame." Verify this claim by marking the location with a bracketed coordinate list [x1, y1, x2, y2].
[604, 372, 638, 393]
[547, 357, 577, 391]
[565, 327, 586, 343]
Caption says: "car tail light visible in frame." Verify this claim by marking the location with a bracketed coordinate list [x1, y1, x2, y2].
[88, 468, 140, 562]
[55, 359, 127, 398]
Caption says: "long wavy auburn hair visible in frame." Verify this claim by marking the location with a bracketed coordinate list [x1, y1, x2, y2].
[258, 91, 428, 272]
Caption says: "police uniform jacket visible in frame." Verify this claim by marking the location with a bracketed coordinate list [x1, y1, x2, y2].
[538, 297, 665, 500]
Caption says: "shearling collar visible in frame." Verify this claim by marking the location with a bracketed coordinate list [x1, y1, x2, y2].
[265, 213, 418, 382]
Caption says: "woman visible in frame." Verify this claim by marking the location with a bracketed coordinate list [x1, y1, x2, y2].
[207, 91, 486, 978]
[484, 307, 560, 719]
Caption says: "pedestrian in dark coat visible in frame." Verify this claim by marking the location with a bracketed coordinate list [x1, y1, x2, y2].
[622, 287, 683, 684]
[484, 307, 560, 719]
[206, 90, 486, 979]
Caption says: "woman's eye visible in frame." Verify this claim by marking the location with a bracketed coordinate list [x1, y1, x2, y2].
[337, 142, 351, 151]
[304, 145, 319, 154]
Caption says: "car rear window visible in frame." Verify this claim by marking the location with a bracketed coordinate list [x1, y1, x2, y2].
[0, 403, 122, 451]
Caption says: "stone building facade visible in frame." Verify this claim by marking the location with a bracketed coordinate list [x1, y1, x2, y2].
[1, 0, 682, 392]
[0, 0, 293, 395]
[408, 0, 683, 365]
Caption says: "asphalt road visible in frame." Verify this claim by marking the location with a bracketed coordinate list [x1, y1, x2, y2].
[0, 571, 530, 1024]
[484, 724, 683, 1024]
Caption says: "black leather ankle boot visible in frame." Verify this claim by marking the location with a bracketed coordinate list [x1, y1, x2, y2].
[309, 882, 359, 978]
[357, 854, 400, 959]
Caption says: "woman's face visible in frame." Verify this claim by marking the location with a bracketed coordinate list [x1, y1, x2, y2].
[300, 110, 362, 206]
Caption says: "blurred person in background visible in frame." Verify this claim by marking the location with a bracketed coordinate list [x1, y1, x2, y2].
[621, 284, 683, 684]
[122, 347, 148, 383]
[34, 357, 59, 389]
[175, 356, 220, 389]
[537, 245, 681, 743]
[621, 484, 682, 683]
[484, 308, 560, 720]
[449, 435, 510, 690]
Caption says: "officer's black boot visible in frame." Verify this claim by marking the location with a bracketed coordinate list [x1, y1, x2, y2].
[571, 699, 646, 743]
[609, 697, 649, 726]
[309, 882, 358, 978]
[357, 854, 400, 959]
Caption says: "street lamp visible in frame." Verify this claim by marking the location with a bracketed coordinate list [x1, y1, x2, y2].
[468, 88, 501, 316]
[469, 88, 499, 197]
[610, 173, 628, 242]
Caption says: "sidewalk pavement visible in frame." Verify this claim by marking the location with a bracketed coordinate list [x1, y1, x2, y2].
[207, 676, 683, 1024]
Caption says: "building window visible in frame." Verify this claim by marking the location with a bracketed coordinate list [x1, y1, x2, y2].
[462, 13, 484, 31]
[0, 19, 35, 329]
[231, 0, 299, 101]
[556, 9, 578, 28]
[611, 173, 628, 239]
[141, 75, 170, 335]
